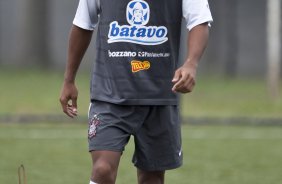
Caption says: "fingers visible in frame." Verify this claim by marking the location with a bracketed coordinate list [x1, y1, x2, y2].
[172, 69, 181, 83]
[177, 79, 196, 93]
[174, 80, 195, 93]
[172, 69, 184, 92]
[172, 74, 188, 92]
[67, 104, 78, 117]
[60, 97, 69, 116]
[60, 96, 78, 118]
[70, 96, 78, 116]
[59, 83, 78, 118]
[172, 69, 196, 93]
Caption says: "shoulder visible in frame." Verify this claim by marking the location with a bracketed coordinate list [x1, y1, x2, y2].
[182, 0, 213, 30]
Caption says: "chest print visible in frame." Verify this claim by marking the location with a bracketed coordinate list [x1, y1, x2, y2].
[108, 0, 168, 45]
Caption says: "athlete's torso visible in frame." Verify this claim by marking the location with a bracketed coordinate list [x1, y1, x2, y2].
[91, 0, 182, 105]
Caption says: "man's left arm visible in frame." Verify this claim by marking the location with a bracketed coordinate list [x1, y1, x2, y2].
[172, 23, 209, 93]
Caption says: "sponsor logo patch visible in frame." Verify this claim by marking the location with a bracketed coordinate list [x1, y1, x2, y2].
[131, 60, 150, 72]
[108, 0, 168, 45]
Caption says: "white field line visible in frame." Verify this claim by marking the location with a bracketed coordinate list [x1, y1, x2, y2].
[186, 130, 282, 140]
[0, 129, 282, 140]
[0, 129, 86, 139]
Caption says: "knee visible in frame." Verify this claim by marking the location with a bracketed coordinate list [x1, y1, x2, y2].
[138, 170, 165, 184]
[91, 161, 115, 182]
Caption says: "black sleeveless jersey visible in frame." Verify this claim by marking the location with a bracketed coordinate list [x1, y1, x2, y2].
[91, 0, 182, 105]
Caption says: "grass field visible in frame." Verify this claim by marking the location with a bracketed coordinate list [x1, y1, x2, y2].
[0, 69, 282, 183]
[0, 68, 281, 118]
[0, 123, 282, 184]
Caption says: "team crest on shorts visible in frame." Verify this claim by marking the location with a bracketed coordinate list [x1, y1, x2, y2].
[88, 114, 101, 139]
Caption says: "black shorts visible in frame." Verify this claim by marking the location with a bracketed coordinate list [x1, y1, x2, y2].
[88, 100, 182, 171]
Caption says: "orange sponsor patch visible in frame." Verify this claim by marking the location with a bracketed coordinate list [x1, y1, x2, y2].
[131, 60, 151, 73]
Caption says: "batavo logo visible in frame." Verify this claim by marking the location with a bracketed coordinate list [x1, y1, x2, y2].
[108, 0, 168, 45]
[131, 60, 150, 72]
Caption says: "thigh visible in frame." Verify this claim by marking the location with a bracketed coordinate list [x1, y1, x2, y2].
[132, 105, 183, 171]
[91, 150, 121, 165]
[88, 100, 134, 152]
[88, 100, 150, 152]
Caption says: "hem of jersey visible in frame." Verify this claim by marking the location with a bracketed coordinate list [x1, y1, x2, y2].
[90, 97, 179, 106]
[73, 18, 96, 31]
[187, 18, 213, 31]
[134, 161, 182, 172]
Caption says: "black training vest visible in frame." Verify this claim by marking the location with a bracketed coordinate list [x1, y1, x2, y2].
[91, 0, 182, 105]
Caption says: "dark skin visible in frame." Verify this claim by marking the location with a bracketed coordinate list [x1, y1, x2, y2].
[60, 26, 93, 118]
[172, 23, 209, 93]
[60, 23, 209, 184]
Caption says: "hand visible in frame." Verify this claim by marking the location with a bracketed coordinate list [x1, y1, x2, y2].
[172, 62, 197, 93]
[59, 82, 78, 118]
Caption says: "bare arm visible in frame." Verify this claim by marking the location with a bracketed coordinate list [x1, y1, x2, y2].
[172, 23, 209, 93]
[60, 25, 93, 118]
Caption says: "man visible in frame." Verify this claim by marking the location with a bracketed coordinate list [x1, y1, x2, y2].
[131, 2, 146, 25]
[60, 0, 212, 183]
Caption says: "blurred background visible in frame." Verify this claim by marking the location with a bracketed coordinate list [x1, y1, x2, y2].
[0, 0, 282, 184]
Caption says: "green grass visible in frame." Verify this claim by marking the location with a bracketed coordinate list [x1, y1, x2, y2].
[0, 68, 281, 118]
[0, 68, 90, 116]
[0, 123, 282, 184]
[181, 77, 282, 118]
[1, 69, 281, 184]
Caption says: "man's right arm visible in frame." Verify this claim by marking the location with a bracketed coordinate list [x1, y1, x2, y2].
[60, 25, 93, 118]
